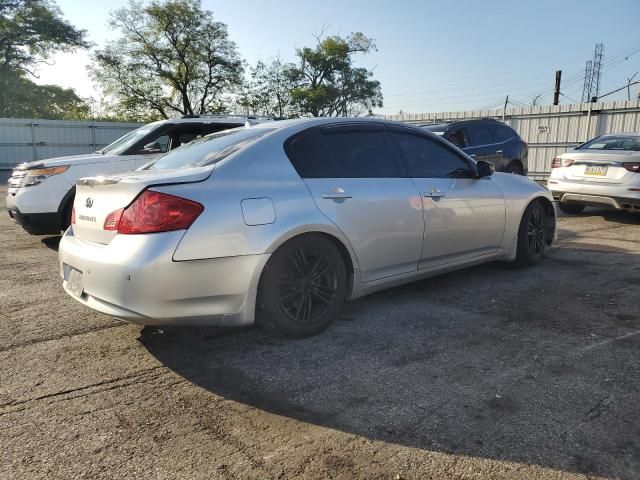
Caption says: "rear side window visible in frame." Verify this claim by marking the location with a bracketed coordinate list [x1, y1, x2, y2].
[287, 130, 338, 178]
[322, 128, 401, 178]
[489, 124, 515, 142]
[391, 131, 471, 178]
[286, 126, 402, 178]
[466, 124, 494, 146]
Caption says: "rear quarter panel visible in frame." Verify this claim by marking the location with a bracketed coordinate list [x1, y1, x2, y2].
[167, 133, 359, 268]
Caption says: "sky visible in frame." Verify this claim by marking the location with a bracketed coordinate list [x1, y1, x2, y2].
[35, 0, 640, 115]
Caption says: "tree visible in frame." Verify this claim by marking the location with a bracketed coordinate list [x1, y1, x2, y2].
[286, 32, 383, 117]
[1, 68, 89, 119]
[234, 58, 297, 118]
[0, 0, 90, 118]
[90, 0, 243, 120]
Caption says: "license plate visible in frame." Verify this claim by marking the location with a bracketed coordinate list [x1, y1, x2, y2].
[67, 268, 84, 297]
[584, 165, 608, 176]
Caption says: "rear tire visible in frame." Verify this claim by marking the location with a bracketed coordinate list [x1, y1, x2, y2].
[558, 203, 585, 215]
[257, 235, 347, 338]
[515, 200, 548, 266]
[61, 196, 74, 231]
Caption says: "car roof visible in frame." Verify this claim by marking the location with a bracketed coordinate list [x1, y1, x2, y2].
[597, 132, 640, 137]
[161, 114, 277, 125]
[419, 118, 503, 130]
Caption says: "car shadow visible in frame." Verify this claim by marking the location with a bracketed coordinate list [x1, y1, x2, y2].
[560, 207, 640, 225]
[41, 235, 61, 251]
[139, 242, 640, 479]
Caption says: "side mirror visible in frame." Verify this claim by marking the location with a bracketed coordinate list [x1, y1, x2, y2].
[142, 141, 162, 154]
[476, 160, 495, 178]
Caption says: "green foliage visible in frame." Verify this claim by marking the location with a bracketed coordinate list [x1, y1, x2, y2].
[234, 58, 297, 118]
[0, 0, 90, 119]
[0, 0, 89, 75]
[286, 32, 383, 117]
[0, 68, 89, 119]
[90, 0, 243, 120]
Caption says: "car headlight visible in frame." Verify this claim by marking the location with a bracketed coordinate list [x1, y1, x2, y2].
[22, 166, 69, 187]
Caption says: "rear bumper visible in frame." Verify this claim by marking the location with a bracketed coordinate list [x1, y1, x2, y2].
[6, 204, 61, 235]
[58, 228, 270, 326]
[548, 179, 640, 211]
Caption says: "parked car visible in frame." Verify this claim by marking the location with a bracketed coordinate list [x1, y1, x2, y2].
[6, 115, 274, 235]
[59, 118, 556, 337]
[548, 133, 640, 214]
[421, 118, 528, 175]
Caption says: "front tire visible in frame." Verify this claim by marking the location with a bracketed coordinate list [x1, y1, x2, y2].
[515, 200, 548, 266]
[558, 203, 585, 215]
[257, 235, 347, 337]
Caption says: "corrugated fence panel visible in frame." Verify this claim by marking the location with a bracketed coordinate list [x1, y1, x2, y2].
[387, 100, 640, 180]
[0, 118, 140, 169]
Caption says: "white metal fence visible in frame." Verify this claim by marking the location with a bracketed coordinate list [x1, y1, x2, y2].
[386, 100, 640, 179]
[0, 118, 141, 170]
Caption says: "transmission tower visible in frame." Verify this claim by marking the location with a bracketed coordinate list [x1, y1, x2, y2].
[581, 60, 593, 103]
[582, 43, 605, 102]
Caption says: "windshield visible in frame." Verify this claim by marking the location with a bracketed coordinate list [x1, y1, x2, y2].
[144, 127, 276, 170]
[578, 135, 640, 151]
[100, 123, 162, 155]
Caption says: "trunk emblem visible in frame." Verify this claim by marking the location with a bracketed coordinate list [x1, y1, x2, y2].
[85, 197, 93, 208]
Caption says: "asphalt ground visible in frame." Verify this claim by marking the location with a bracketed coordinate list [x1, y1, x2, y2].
[1, 185, 639, 480]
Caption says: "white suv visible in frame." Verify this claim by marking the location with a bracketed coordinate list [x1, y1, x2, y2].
[6, 115, 274, 234]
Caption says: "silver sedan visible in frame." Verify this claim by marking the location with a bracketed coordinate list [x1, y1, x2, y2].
[548, 133, 640, 214]
[59, 118, 556, 337]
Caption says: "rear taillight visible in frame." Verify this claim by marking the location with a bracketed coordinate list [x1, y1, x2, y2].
[104, 190, 204, 234]
[623, 162, 640, 173]
[71, 206, 75, 224]
[552, 157, 574, 168]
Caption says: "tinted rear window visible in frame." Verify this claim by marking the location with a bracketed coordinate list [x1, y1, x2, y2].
[286, 127, 402, 178]
[466, 124, 495, 146]
[145, 127, 274, 170]
[322, 128, 401, 178]
[489, 124, 515, 142]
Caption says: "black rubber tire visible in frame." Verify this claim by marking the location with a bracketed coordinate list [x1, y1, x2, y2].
[558, 202, 585, 215]
[257, 235, 347, 338]
[61, 199, 73, 231]
[505, 163, 525, 175]
[515, 200, 548, 266]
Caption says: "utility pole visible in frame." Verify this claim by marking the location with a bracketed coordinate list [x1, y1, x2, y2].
[553, 70, 562, 105]
[627, 72, 638, 101]
[502, 95, 508, 121]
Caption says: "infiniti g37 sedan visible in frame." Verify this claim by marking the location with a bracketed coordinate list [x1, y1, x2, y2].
[59, 118, 556, 337]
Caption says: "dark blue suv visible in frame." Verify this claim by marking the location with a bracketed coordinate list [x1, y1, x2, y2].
[421, 119, 528, 175]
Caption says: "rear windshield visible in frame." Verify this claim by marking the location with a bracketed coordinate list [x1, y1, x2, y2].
[144, 127, 275, 170]
[578, 136, 640, 151]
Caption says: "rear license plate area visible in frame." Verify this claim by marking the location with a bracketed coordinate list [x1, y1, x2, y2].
[584, 165, 608, 176]
[65, 266, 84, 298]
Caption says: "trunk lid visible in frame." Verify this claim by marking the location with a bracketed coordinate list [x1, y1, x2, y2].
[72, 166, 212, 244]
[560, 150, 640, 184]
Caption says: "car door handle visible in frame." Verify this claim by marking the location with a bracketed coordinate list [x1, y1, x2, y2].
[322, 192, 352, 200]
[424, 191, 446, 198]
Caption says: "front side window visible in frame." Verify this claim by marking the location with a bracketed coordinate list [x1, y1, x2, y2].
[465, 124, 495, 147]
[144, 127, 275, 170]
[578, 135, 640, 151]
[391, 131, 471, 178]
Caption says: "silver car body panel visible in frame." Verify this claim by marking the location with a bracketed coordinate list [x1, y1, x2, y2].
[59, 118, 555, 326]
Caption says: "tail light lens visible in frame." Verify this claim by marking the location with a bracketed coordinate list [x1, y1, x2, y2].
[104, 190, 204, 234]
[552, 157, 574, 168]
[71, 206, 76, 224]
[623, 162, 640, 173]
